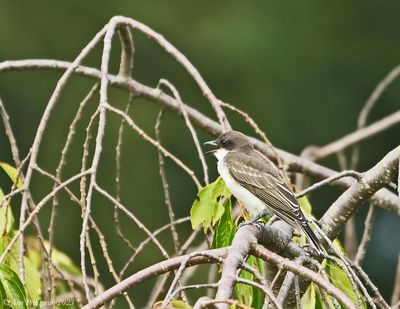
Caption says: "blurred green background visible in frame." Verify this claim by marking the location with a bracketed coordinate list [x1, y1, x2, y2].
[0, 1, 399, 306]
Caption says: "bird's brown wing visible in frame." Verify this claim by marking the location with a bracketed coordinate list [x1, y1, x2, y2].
[225, 151, 306, 226]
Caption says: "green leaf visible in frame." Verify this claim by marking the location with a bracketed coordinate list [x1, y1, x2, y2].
[212, 198, 235, 248]
[25, 237, 81, 276]
[0, 162, 23, 189]
[302, 283, 317, 308]
[190, 177, 231, 232]
[0, 280, 12, 309]
[297, 196, 315, 219]
[325, 260, 365, 307]
[0, 264, 27, 309]
[7, 253, 40, 305]
[0, 189, 14, 235]
[235, 270, 253, 305]
[50, 247, 81, 276]
[23, 257, 41, 302]
[169, 299, 192, 309]
[332, 239, 345, 254]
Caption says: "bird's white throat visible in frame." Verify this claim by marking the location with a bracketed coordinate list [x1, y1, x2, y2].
[214, 148, 229, 161]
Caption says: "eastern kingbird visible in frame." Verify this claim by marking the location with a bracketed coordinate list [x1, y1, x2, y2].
[205, 131, 325, 254]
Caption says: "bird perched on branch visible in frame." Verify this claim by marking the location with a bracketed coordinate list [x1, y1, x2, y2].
[205, 131, 325, 255]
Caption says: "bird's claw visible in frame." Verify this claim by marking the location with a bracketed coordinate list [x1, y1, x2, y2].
[238, 220, 265, 230]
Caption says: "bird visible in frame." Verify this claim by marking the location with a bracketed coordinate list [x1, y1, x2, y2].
[205, 130, 325, 255]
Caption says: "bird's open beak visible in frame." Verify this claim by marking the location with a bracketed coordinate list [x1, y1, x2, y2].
[204, 140, 218, 155]
[204, 140, 217, 146]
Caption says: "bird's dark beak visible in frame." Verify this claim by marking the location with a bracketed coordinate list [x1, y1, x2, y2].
[204, 140, 218, 155]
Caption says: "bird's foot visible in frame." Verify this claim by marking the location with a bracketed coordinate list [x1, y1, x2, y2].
[238, 220, 265, 231]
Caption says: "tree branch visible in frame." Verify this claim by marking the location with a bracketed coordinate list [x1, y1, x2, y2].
[0, 59, 398, 217]
[321, 144, 400, 239]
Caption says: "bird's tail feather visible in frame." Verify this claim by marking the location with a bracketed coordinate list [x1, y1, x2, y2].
[299, 223, 326, 255]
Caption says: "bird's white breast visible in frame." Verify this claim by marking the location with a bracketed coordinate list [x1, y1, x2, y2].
[215, 149, 268, 218]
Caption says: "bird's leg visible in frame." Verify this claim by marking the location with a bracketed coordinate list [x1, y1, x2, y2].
[237, 200, 248, 220]
[238, 209, 269, 229]
[267, 214, 279, 225]
[249, 209, 269, 223]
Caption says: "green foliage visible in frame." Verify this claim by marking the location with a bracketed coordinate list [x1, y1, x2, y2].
[235, 256, 265, 308]
[0, 264, 27, 309]
[324, 260, 365, 307]
[0, 162, 23, 189]
[169, 299, 193, 309]
[0, 162, 81, 307]
[190, 177, 231, 232]
[301, 284, 324, 309]
[25, 237, 81, 277]
[0, 189, 14, 236]
[212, 197, 236, 249]
[297, 196, 314, 218]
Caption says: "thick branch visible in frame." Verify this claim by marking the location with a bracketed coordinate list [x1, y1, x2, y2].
[321, 145, 400, 239]
[82, 248, 228, 309]
[214, 226, 259, 307]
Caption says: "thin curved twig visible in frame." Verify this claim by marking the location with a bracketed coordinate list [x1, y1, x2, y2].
[158, 79, 209, 185]
[155, 110, 181, 253]
[354, 204, 377, 265]
[104, 102, 202, 189]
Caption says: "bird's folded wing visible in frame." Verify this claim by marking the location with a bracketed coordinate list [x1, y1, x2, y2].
[225, 152, 307, 225]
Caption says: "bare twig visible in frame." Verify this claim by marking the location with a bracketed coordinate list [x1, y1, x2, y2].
[145, 273, 171, 308]
[104, 102, 202, 189]
[294, 276, 302, 309]
[351, 65, 400, 168]
[295, 170, 362, 199]
[155, 110, 181, 253]
[391, 255, 400, 307]
[94, 183, 170, 259]
[0, 96, 21, 166]
[346, 258, 390, 309]
[354, 204, 377, 265]
[79, 19, 117, 300]
[50, 83, 99, 300]
[313, 111, 400, 160]
[119, 217, 189, 278]
[167, 283, 219, 303]
[359, 65, 400, 129]
[114, 98, 136, 254]
[277, 271, 296, 306]
[117, 25, 134, 78]
[163, 251, 222, 306]
[158, 79, 209, 185]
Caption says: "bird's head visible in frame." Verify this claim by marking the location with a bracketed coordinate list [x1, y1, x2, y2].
[205, 131, 254, 153]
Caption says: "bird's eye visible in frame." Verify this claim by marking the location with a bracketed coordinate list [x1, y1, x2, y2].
[220, 139, 227, 145]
